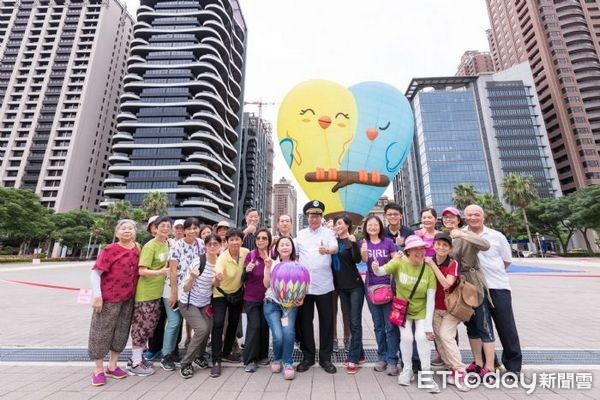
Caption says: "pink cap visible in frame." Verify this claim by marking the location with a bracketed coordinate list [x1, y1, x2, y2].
[403, 235, 431, 251]
[441, 207, 461, 217]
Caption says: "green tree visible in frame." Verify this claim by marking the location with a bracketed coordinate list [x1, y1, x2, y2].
[497, 210, 524, 246]
[0, 188, 54, 254]
[50, 210, 95, 257]
[102, 200, 134, 242]
[569, 186, 600, 252]
[502, 174, 538, 252]
[526, 197, 575, 254]
[141, 191, 169, 219]
[452, 183, 478, 210]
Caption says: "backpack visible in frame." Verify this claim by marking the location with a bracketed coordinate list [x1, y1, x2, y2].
[444, 276, 479, 321]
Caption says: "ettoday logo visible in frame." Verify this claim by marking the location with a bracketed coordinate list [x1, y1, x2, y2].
[416, 370, 593, 393]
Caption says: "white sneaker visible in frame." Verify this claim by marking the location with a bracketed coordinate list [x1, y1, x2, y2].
[426, 380, 440, 394]
[398, 369, 414, 386]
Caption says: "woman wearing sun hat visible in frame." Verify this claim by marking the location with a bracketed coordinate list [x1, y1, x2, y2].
[372, 235, 440, 393]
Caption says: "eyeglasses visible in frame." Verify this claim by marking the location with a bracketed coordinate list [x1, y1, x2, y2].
[255, 236, 269, 241]
[386, 213, 401, 217]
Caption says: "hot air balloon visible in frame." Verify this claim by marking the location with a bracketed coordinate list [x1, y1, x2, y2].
[338, 81, 414, 218]
[270, 261, 310, 308]
[277, 80, 358, 217]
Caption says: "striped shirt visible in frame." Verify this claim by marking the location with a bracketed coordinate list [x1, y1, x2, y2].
[180, 260, 215, 308]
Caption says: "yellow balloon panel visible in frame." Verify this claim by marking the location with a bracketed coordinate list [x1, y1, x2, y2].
[277, 80, 357, 215]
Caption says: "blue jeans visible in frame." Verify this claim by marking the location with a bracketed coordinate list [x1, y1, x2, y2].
[161, 297, 182, 356]
[366, 296, 399, 364]
[263, 300, 298, 366]
[338, 286, 365, 363]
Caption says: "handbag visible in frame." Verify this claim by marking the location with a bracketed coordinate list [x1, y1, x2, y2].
[366, 267, 393, 305]
[389, 262, 426, 327]
[216, 286, 244, 305]
[444, 276, 479, 322]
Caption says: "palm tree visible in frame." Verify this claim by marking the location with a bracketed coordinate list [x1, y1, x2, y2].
[452, 183, 478, 210]
[502, 174, 538, 253]
[141, 191, 169, 219]
[477, 193, 505, 229]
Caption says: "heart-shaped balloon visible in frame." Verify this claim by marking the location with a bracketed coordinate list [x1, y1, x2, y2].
[338, 81, 414, 218]
[277, 80, 414, 223]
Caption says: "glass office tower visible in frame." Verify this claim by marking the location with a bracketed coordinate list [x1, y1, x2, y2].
[102, 0, 246, 223]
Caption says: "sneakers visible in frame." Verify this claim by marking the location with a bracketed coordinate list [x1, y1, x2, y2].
[142, 350, 161, 362]
[465, 362, 481, 374]
[127, 361, 155, 376]
[160, 354, 176, 371]
[386, 363, 399, 376]
[271, 361, 283, 373]
[257, 357, 271, 366]
[479, 367, 496, 383]
[283, 364, 295, 380]
[222, 353, 241, 363]
[398, 369, 414, 386]
[210, 361, 222, 378]
[193, 354, 209, 369]
[358, 355, 366, 365]
[179, 363, 194, 379]
[449, 370, 470, 392]
[244, 361, 257, 373]
[91, 372, 106, 386]
[374, 360, 387, 372]
[105, 366, 128, 380]
[431, 353, 444, 367]
[426, 380, 440, 394]
[346, 362, 358, 375]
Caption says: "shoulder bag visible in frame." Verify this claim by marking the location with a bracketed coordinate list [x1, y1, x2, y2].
[389, 262, 426, 327]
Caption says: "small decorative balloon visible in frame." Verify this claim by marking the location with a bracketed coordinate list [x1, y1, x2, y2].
[270, 261, 311, 308]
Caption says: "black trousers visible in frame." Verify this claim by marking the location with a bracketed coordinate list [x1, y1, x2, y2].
[489, 289, 522, 373]
[211, 296, 243, 362]
[299, 291, 334, 363]
[242, 301, 269, 364]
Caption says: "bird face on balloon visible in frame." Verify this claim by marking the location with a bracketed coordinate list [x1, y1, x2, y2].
[339, 81, 415, 216]
[278, 80, 358, 214]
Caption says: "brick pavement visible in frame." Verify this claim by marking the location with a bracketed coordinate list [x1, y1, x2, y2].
[1, 258, 599, 399]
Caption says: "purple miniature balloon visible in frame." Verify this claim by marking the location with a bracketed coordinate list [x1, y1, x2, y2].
[270, 261, 310, 308]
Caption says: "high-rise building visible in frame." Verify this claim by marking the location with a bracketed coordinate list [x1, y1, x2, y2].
[237, 112, 273, 226]
[272, 177, 297, 234]
[102, 0, 246, 223]
[0, 0, 133, 211]
[395, 63, 560, 226]
[486, 0, 600, 192]
[456, 50, 495, 76]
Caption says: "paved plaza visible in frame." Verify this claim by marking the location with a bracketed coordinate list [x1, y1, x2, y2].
[1, 257, 599, 399]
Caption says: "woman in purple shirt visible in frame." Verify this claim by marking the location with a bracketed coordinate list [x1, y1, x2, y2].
[414, 208, 439, 258]
[241, 228, 273, 372]
[360, 216, 399, 375]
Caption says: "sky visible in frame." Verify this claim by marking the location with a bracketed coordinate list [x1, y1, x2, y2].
[123, 0, 492, 211]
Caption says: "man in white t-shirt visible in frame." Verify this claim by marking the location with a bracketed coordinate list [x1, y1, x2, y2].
[296, 200, 338, 374]
[465, 204, 522, 374]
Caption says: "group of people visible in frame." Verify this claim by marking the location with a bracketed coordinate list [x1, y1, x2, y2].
[87, 200, 522, 394]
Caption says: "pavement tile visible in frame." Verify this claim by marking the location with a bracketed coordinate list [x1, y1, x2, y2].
[261, 391, 288, 400]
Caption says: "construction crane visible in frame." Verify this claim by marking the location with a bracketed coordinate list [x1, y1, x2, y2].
[243, 100, 278, 119]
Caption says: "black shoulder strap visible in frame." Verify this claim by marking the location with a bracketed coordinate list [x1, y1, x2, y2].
[408, 263, 426, 300]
